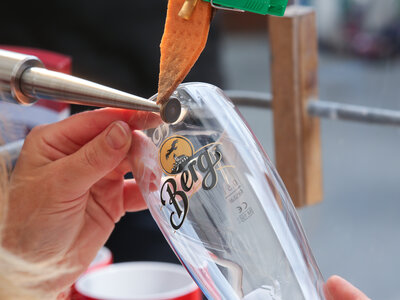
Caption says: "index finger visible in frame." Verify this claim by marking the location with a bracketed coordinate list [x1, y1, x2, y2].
[324, 276, 370, 300]
[43, 108, 162, 149]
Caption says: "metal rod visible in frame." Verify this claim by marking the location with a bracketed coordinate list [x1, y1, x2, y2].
[225, 90, 272, 108]
[226, 90, 400, 127]
[0, 50, 185, 123]
[307, 101, 400, 127]
[21, 67, 160, 112]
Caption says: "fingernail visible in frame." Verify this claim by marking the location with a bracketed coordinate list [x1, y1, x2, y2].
[106, 121, 130, 149]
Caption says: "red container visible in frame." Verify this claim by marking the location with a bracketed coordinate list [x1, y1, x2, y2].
[73, 262, 202, 300]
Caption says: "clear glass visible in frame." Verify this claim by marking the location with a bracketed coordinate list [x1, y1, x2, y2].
[135, 83, 325, 300]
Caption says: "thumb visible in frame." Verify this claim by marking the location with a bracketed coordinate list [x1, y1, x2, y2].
[52, 121, 132, 198]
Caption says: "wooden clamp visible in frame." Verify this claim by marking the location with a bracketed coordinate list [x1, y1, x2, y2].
[268, 6, 323, 207]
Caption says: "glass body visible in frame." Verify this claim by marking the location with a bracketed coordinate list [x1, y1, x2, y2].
[136, 83, 325, 300]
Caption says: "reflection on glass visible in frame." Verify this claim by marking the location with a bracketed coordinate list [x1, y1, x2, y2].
[134, 83, 325, 300]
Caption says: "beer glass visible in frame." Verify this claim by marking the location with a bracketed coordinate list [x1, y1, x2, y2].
[132, 83, 325, 300]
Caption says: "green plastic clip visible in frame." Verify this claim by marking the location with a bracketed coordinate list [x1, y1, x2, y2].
[202, 0, 288, 16]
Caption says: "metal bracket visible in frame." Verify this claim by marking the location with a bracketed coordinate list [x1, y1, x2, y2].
[209, 0, 245, 12]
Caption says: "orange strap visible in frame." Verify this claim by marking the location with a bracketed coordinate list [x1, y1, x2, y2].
[157, 0, 212, 104]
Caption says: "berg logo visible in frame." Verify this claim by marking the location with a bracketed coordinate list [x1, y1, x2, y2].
[159, 136, 194, 175]
[159, 135, 222, 230]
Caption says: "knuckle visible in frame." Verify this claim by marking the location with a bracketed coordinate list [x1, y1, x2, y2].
[24, 125, 47, 146]
[28, 125, 46, 137]
[26, 125, 45, 140]
[83, 146, 101, 169]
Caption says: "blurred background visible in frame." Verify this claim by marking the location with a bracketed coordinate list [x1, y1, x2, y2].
[221, 1, 400, 299]
[1, 0, 400, 299]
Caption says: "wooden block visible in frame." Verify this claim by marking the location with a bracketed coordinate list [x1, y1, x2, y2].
[269, 6, 323, 207]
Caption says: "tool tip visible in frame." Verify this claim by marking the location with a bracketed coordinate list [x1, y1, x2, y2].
[160, 97, 182, 123]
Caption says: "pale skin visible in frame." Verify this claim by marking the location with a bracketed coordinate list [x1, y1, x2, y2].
[325, 276, 370, 300]
[0, 108, 370, 299]
[1, 108, 162, 297]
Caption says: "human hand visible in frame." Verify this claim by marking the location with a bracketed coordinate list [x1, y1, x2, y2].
[325, 275, 370, 300]
[0, 108, 162, 298]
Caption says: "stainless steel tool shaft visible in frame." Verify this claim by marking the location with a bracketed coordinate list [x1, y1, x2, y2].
[21, 67, 160, 112]
[0, 49, 181, 122]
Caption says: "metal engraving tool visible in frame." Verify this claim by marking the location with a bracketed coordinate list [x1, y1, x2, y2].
[0, 49, 181, 123]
